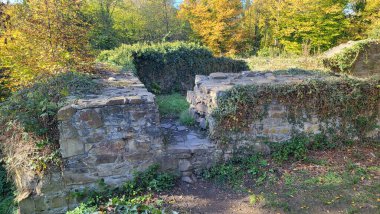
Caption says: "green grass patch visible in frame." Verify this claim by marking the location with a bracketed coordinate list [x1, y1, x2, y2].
[179, 110, 195, 126]
[156, 94, 189, 118]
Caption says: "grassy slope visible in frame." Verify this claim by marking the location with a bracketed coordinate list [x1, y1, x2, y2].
[247, 56, 328, 72]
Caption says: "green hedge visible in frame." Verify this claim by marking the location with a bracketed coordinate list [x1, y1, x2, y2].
[98, 42, 249, 94]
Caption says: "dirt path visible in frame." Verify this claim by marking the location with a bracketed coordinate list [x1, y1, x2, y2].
[158, 143, 380, 214]
[161, 180, 274, 214]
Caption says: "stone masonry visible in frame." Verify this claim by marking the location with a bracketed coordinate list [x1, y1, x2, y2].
[18, 73, 164, 214]
[17, 71, 379, 213]
[58, 74, 163, 187]
[18, 73, 217, 214]
[324, 40, 380, 77]
[187, 72, 380, 152]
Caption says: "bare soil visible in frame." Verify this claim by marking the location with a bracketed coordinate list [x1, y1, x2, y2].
[159, 143, 380, 214]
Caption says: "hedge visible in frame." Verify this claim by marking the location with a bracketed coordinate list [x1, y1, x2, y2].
[98, 42, 249, 94]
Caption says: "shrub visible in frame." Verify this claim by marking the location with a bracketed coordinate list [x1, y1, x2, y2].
[0, 69, 10, 102]
[0, 72, 102, 190]
[127, 164, 176, 195]
[98, 42, 249, 94]
[0, 162, 16, 214]
[0, 72, 101, 145]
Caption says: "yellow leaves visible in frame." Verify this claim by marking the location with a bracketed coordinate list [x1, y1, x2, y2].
[1, 0, 92, 91]
[179, 0, 243, 55]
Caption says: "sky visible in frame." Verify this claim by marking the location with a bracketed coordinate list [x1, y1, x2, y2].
[2, 0, 184, 5]
[1, 0, 21, 3]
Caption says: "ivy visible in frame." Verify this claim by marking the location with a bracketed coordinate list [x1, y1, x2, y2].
[213, 72, 380, 142]
[323, 39, 379, 74]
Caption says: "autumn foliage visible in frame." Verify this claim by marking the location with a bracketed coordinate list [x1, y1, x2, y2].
[0, 0, 379, 96]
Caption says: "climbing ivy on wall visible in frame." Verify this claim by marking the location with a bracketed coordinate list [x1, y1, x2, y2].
[323, 39, 379, 73]
[213, 74, 380, 142]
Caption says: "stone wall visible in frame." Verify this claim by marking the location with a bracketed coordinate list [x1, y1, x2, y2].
[352, 42, 380, 77]
[17, 72, 221, 214]
[187, 72, 380, 152]
[19, 73, 163, 214]
[324, 40, 380, 77]
[17, 70, 379, 213]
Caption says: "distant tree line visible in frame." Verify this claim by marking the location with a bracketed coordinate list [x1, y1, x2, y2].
[0, 0, 379, 95]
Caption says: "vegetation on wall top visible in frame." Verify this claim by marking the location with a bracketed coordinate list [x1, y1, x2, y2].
[0, 72, 101, 176]
[322, 39, 380, 74]
[213, 72, 380, 142]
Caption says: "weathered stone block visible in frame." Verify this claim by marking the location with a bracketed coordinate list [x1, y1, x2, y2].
[79, 109, 103, 128]
[106, 97, 126, 105]
[57, 105, 77, 121]
[210, 72, 228, 80]
[19, 198, 36, 214]
[95, 155, 118, 164]
[63, 171, 99, 185]
[61, 139, 84, 158]
[178, 159, 192, 172]
[127, 96, 143, 104]
[50, 195, 67, 209]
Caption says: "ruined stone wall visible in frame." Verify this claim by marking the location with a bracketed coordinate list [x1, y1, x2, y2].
[187, 72, 380, 152]
[17, 70, 379, 213]
[352, 43, 380, 77]
[323, 40, 380, 77]
[19, 73, 164, 214]
[18, 73, 221, 214]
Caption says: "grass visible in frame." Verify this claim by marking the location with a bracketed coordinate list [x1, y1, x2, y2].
[202, 142, 380, 214]
[156, 93, 189, 118]
[156, 93, 196, 126]
[247, 56, 328, 72]
[179, 110, 195, 126]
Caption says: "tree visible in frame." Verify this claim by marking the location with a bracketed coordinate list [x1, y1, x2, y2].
[83, 0, 190, 50]
[0, 0, 91, 89]
[84, 0, 121, 50]
[179, 0, 244, 55]
[241, 0, 349, 56]
[0, 2, 11, 100]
